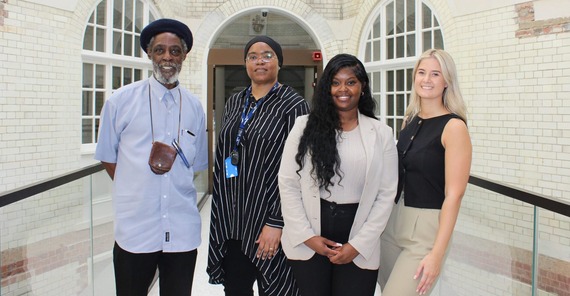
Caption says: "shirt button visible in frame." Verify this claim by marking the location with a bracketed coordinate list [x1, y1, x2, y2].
[163, 215, 167, 218]
[163, 195, 167, 198]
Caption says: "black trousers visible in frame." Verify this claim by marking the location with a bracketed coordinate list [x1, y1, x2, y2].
[113, 242, 197, 296]
[288, 199, 378, 296]
[222, 239, 268, 296]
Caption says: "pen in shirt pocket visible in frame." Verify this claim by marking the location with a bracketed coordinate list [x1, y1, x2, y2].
[183, 129, 195, 137]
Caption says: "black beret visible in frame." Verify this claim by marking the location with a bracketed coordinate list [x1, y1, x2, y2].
[244, 36, 283, 67]
[140, 18, 193, 53]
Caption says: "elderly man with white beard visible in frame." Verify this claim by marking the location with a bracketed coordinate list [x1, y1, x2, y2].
[95, 18, 208, 296]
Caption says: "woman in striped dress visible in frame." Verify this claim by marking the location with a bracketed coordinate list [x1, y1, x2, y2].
[207, 36, 309, 296]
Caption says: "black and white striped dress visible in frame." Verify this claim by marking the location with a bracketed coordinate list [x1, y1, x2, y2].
[208, 85, 309, 295]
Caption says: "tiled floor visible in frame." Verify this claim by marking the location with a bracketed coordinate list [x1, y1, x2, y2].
[151, 195, 381, 295]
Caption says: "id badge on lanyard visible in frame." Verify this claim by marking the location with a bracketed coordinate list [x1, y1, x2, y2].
[225, 82, 279, 178]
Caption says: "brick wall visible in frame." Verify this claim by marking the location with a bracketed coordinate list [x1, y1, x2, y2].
[0, 0, 90, 192]
[451, 2, 570, 202]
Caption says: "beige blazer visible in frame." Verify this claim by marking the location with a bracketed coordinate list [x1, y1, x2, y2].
[279, 113, 398, 270]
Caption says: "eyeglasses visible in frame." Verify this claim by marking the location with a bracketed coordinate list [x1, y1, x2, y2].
[245, 52, 275, 63]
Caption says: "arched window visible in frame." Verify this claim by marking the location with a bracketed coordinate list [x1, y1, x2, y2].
[81, 0, 158, 151]
[362, 0, 443, 139]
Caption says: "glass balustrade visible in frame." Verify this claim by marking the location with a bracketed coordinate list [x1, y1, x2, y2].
[434, 184, 569, 296]
[1, 168, 209, 296]
[1, 168, 567, 296]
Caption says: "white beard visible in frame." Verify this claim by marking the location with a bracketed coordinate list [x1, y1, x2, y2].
[153, 62, 182, 85]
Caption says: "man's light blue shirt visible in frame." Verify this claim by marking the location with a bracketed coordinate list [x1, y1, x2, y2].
[95, 76, 208, 253]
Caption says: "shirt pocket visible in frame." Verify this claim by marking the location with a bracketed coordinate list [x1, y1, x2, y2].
[179, 127, 198, 166]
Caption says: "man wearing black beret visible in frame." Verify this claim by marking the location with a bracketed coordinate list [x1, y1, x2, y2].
[95, 18, 207, 296]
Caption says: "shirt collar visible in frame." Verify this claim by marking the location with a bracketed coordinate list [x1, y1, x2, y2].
[149, 75, 180, 105]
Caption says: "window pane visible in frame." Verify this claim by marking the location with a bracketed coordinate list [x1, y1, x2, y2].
[396, 70, 406, 91]
[387, 118, 395, 134]
[387, 95, 394, 116]
[135, 69, 142, 81]
[83, 26, 94, 50]
[95, 118, 100, 143]
[135, 35, 142, 58]
[407, 0, 415, 31]
[373, 16, 381, 39]
[113, 31, 122, 55]
[114, 0, 122, 29]
[96, 92, 105, 115]
[397, 94, 405, 115]
[82, 91, 93, 116]
[374, 94, 381, 115]
[124, 68, 132, 85]
[387, 70, 394, 92]
[83, 63, 93, 88]
[407, 68, 413, 90]
[386, 2, 394, 36]
[407, 34, 415, 56]
[96, 28, 106, 52]
[434, 30, 444, 49]
[396, 118, 403, 139]
[396, 94, 405, 114]
[423, 31, 431, 52]
[125, 0, 134, 31]
[396, 69, 405, 91]
[373, 72, 380, 92]
[387, 37, 394, 60]
[113, 66, 121, 89]
[96, 65, 105, 88]
[422, 3, 431, 29]
[124, 33, 133, 56]
[96, 0, 106, 25]
[396, 0, 404, 34]
[135, 0, 144, 33]
[396, 36, 404, 58]
[82, 119, 93, 144]
[365, 42, 371, 63]
[373, 40, 381, 61]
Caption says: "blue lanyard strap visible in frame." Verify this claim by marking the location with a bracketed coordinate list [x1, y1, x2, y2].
[233, 82, 280, 151]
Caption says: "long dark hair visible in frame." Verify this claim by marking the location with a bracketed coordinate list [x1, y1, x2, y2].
[295, 53, 376, 191]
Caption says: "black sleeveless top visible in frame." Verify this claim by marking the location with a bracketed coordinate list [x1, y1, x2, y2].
[396, 113, 461, 209]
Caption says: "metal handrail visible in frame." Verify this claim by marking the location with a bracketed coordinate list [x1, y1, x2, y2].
[469, 175, 570, 217]
[0, 163, 104, 208]
[1, 166, 569, 219]
[0, 163, 211, 209]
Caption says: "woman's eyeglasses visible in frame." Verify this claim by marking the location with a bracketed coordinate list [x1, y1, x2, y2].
[245, 52, 275, 63]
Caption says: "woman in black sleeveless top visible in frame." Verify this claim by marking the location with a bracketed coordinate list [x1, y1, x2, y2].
[378, 49, 472, 296]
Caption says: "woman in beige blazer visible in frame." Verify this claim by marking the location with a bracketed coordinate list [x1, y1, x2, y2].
[278, 54, 398, 296]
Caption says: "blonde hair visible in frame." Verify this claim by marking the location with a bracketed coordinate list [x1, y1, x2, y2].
[405, 49, 467, 123]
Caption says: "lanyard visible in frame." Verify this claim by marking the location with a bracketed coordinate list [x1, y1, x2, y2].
[232, 82, 279, 152]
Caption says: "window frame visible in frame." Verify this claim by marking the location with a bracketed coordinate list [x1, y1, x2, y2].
[359, 0, 444, 140]
[81, 0, 159, 153]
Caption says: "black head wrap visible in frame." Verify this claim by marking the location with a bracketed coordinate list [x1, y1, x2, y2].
[140, 18, 193, 53]
[244, 36, 283, 67]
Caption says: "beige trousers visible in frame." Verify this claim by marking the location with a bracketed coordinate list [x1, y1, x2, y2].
[378, 199, 448, 296]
